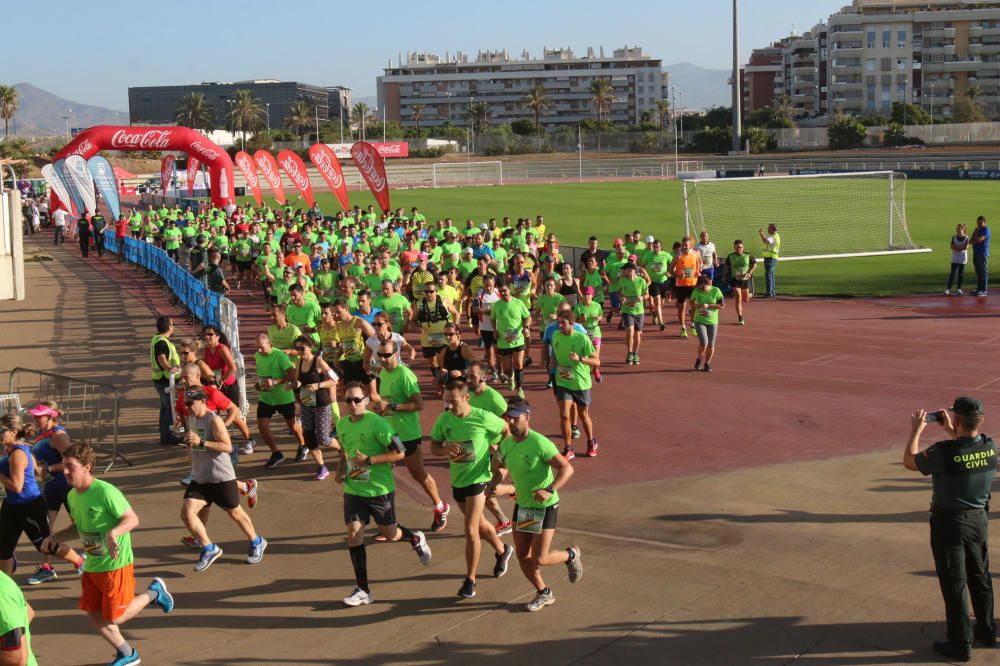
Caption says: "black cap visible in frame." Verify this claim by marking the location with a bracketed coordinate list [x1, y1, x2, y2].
[623, 262, 637, 271]
[951, 396, 984, 416]
[183, 387, 208, 403]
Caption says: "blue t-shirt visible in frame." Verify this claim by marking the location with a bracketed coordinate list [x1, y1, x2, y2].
[973, 226, 990, 257]
[542, 321, 587, 377]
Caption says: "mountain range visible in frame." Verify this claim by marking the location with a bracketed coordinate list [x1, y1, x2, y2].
[663, 62, 733, 111]
[4, 83, 125, 137]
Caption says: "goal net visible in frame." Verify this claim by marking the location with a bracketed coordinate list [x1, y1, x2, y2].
[683, 171, 927, 261]
[432, 161, 503, 189]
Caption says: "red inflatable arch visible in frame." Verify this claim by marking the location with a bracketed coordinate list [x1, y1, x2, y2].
[54, 126, 235, 208]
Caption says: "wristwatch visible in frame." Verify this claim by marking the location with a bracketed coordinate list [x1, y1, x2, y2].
[544, 484, 555, 494]
[364, 455, 373, 466]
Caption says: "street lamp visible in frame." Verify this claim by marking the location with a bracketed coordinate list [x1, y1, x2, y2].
[63, 108, 72, 139]
[902, 77, 909, 126]
[266, 103, 270, 133]
[928, 80, 937, 141]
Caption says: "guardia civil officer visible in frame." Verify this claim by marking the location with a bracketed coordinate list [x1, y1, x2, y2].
[904, 397, 997, 662]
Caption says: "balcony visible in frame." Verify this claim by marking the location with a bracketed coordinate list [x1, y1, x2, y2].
[833, 41, 863, 53]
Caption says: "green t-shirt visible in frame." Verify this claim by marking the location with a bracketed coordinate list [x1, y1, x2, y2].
[581, 269, 606, 301]
[314, 271, 337, 303]
[498, 431, 560, 510]
[726, 252, 753, 280]
[0, 572, 36, 665]
[254, 348, 295, 405]
[441, 241, 463, 268]
[163, 227, 183, 251]
[617, 277, 648, 315]
[537, 293, 566, 324]
[468, 386, 508, 417]
[691, 286, 724, 325]
[286, 300, 322, 332]
[373, 293, 412, 333]
[491, 297, 531, 349]
[377, 365, 423, 441]
[605, 256, 628, 292]
[431, 407, 506, 488]
[551, 330, 595, 391]
[644, 250, 673, 283]
[267, 323, 302, 352]
[336, 412, 399, 498]
[234, 238, 253, 261]
[257, 253, 279, 281]
[68, 479, 133, 573]
[573, 301, 603, 340]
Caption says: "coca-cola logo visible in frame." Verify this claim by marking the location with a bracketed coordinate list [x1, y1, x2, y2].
[310, 149, 343, 188]
[236, 155, 259, 188]
[189, 141, 219, 161]
[111, 129, 173, 150]
[71, 139, 94, 156]
[378, 143, 403, 155]
[255, 155, 281, 187]
[352, 147, 386, 192]
[280, 156, 309, 190]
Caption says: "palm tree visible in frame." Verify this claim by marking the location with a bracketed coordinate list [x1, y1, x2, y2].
[467, 101, 490, 133]
[173, 92, 215, 132]
[772, 94, 794, 125]
[352, 102, 371, 140]
[589, 78, 616, 150]
[228, 89, 265, 151]
[0, 85, 19, 137]
[410, 104, 426, 137]
[522, 84, 554, 149]
[655, 99, 671, 129]
[285, 99, 315, 146]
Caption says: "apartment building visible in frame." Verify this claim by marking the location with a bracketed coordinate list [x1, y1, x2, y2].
[743, 24, 829, 119]
[377, 46, 667, 129]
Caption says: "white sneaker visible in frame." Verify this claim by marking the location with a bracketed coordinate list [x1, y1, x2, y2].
[343, 587, 373, 606]
[241, 440, 254, 455]
[957, 289, 964, 295]
[945, 289, 951, 295]
[526, 589, 556, 612]
[411, 530, 432, 565]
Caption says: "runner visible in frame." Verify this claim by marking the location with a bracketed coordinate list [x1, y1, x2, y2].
[372, 280, 412, 335]
[551, 311, 600, 458]
[253, 333, 307, 469]
[410, 283, 460, 384]
[363, 312, 416, 401]
[286, 284, 322, 345]
[695, 230, 719, 282]
[0, 569, 36, 664]
[45, 443, 174, 666]
[180, 387, 267, 572]
[430, 380, 513, 598]
[466, 361, 513, 536]
[616, 262, 650, 365]
[669, 237, 703, 338]
[641, 239, 673, 331]
[722, 239, 757, 326]
[200, 326, 245, 437]
[0, 414, 85, 578]
[331, 298, 376, 386]
[266, 305, 303, 357]
[573, 287, 604, 383]
[490, 398, 582, 612]
[26, 402, 76, 585]
[474, 273, 502, 381]
[691, 275, 725, 372]
[492, 278, 532, 398]
[293, 335, 340, 480]
[336, 381, 432, 607]
[435, 322, 479, 393]
[373, 339, 450, 532]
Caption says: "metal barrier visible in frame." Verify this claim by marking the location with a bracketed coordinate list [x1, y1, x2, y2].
[6, 368, 128, 472]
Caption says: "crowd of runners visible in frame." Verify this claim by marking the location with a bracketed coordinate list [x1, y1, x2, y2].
[0, 199, 771, 665]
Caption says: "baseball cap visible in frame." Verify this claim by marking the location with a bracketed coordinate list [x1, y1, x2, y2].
[624, 262, 637, 271]
[480, 223, 488, 229]
[463, 247, 473, 255]
[613, 238, 623, 248]
[418, 252, 429, 260]
[28, 404, 59, 418]
[951, 397, 984, 416]
[646, 235, 654, 243]
[582, 286, 595, 296]
[183, 387, 208, 403]
[628, 254, 639, 262]
[504, 402, 532, 418]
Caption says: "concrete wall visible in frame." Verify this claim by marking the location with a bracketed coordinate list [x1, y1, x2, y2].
[0, 187, 26, 300]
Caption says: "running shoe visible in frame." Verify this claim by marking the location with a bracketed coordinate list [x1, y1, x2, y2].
[495, 520, 513, 537]
[431, 503, 450, 532]
[194, 545, 223, 572]
[586, 440, 599, 458]
[148, 577, 174, 613]
[659, 323, 666, 332]
[633, 354, 640, 366]
[343, 587, 373, 606]
[411, 530, 432, 565]
[694, 358, 701, 370]
[246, 536, 267, 564]
[508, 376, 516, 391]
[945, 289, 952, 295]
[494, 544, 514, 578]
[689, 323, 697, 330]
[264, 452, 285, 469]
[27, 565, 57, 585]
[625, 353, 634, 366]
[315, 466, 330, 481]
[241, 439, 255, 455]
[294, 446, 308, 462]
[566, 546, 583, 583]
[244, 479, 258, 509]
[680, 327, 688, 338]
[956, 289, 964, 295]
[563, 446, 576, 461]
[110, 648, 141, 666]
[524, 356, 533, 367]
[595, 370, 603, 383]
[703, 363, 712, 372]
[181, 535, 202, 549]
[526, 589, 556, 612]
[516, 388, 525, 399]
[457, 578, 477, 599]
[738, 318, 745, 326]
[571, 425, 581, 440]
[546, 378, 554, 389]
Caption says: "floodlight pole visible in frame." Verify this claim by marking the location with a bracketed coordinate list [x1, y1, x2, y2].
[732, 0, 743, 153]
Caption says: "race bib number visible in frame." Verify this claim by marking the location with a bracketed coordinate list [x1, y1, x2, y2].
[557, 365, 574, 381]
[389, 311, 402, 326]
[515, 507, 545, 534]
[698, 308, 711, 318]
[479, 302, 492, 314]
[503, 328, 520, 344]
[428, 332, 446, 347]
[734, 272, 749, 281]
[514, 282, 530, 296]
[145, 236, 155, 244]
[301, 387, 317, 407]
[682, 267, 696, 278]
[448, 441, 477, 464]
[347, 459, 370, 482]
[79, 531, 106, 557]
[341, 339, 357, 352]
[623, 296, 639, 309]
[565, 294, 578, 306]
[651, 262, 663, 273]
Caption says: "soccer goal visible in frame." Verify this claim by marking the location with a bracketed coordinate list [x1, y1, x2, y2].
[431, 161, 503, 189]
[682, 171, 929, 261]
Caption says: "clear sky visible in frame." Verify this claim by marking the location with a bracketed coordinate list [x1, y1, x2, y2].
[8, 0, 846, 110]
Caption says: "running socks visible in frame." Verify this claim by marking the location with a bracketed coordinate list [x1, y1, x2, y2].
[398, 525, 416, 541]
[117, 641, 134, 658]
[349, 545, 369, 593]
[514, 369, 524, 389]
[566, 548, 577, 563]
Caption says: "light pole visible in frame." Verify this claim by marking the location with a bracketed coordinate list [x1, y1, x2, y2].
[383, 106, 387, 144]
[671, 86, 680, 177]
[339, 105, 344, 143]
[902, 77, 908, 126]
[63, 108, 72, 139]
[731, 0, 743, 152]
[928, 80, 936, 141]
[266, 103, 270, 133]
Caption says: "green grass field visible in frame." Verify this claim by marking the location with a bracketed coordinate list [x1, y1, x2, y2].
[233, 178, 993, 297]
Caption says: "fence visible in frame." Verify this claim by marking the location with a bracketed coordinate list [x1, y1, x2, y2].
[768, 121, 1000, 150]
[5, 368, 125, 472]
[102, 232, 250, 416]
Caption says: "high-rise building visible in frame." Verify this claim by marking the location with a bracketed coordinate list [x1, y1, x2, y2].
[376, 46, 667, 129]
[744, 0, 1000, 120]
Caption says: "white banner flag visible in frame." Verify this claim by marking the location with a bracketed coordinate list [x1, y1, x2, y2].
[64, 155, 98, 215]
[41, 164, 74, 212]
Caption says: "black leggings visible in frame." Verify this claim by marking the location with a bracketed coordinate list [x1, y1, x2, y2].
[0, 496, 50, 560]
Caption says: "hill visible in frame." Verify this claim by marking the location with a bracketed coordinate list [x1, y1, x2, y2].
[664, 62, 732, 111]
[6, 83, 126, 137]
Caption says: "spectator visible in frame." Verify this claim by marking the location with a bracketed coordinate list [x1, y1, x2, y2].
[946, 223, 969, 296]
[971, 216, 990, 297]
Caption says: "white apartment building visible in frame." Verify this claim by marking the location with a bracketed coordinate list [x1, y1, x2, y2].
[376, 46, 667, 129]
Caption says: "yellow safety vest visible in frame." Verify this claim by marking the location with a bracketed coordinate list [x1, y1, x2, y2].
[762, 232, 781, 260]
[150, 334, 179, 381]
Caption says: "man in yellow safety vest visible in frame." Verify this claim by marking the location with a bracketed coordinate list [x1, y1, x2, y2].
[151, 315, 182, 446]
[757, 224, 781, 298]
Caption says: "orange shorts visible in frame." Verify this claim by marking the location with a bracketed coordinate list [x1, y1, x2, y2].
[79, 564, 135, 621]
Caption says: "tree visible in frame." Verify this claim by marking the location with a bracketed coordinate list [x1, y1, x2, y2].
[351, 102, 373, 139]
[410, 103, 426, 137]
[522, 84, 554, 149]
[589, 78, 616, 150]
[284, 99, 315, 145]
[744, 126, 775, 153]
[466, 101, 490, 133]
[827, 113, 867, 149]
[952, 85, 986, 123]
[691, 126, 733, 153]
[890, 101, 931, 126]
[860, 111, 889, 127]
[0, 85, 19, 137]
[704, 105, 734, 128]
[655, 99, 671, 129]
[174, 92, 216, 132]
[771, 94, 794, 127]
[228, 89, 265, 150]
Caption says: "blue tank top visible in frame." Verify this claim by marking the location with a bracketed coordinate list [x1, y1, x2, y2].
[0, 444, 41, 505]
[32, 426, 68, 489]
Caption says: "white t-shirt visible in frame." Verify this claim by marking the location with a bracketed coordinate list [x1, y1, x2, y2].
[365, 332, 407, 371]
[476, 288, 500, 332]
[53, 209, 67, 227]
[695, 242, 717, 267]
[952, 234, 969, 265]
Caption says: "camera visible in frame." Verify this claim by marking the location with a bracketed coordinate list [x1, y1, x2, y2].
[925, 411, 943, 423]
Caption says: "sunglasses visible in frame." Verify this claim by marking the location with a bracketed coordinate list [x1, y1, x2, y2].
[425, 289, 436, 294]
[344, 397, 366, 405]
[444, 332, 457, 337]
[203, 332, 217, 338]
[294, 346, 308, 353]
[377, 352, 395, 359]
[375, 321, 389, 327]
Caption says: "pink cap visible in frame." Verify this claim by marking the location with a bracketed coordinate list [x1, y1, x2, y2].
[582, 286, 595, 295]
[28, 404, 59, 418]
[613, 238, 623, 247]
[629, 254, 638, 261]
[418, 252, 429, 260]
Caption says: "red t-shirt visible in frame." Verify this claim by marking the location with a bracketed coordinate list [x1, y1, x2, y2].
[175, 385, 232, 418]
[115, 219, 128, 239]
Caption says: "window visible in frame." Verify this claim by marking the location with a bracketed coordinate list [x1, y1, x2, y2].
[866, 58, 876, 72]
[897, 58, 906, 70]
[883, 30, 891, 48]
[898, 85, 906, 100]
[898, 29, 907, 48]
[881, 57, 892, 71]
[867, 30, 876, 48]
